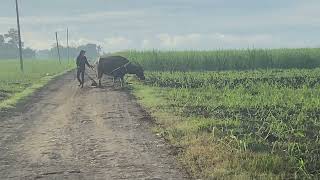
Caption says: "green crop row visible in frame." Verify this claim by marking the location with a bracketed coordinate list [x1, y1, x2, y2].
[117, 48, 320, 71]
[145, 69, 320, 89]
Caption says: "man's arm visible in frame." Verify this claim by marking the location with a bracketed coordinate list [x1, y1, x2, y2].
[76, 56, 80, 67]
[84, 56, 93, 68]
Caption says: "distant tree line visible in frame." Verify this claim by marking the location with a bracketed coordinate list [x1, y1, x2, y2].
[0, 28, 102, 60]
[37, 44, 102, 60]
[0, 28, 36, 59]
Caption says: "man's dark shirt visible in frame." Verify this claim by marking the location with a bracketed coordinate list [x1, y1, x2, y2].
[76, 55, 90, 71]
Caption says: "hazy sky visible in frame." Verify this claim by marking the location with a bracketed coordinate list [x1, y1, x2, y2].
[1, 0, 320, 52]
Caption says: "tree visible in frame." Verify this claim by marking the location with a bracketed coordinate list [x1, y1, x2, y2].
[0, 35, 4, 45]
[30, 42, 101, 60]
[4, 28, 24, 48]
[23, 48, 36, 58]
[0, 29, 34, 60]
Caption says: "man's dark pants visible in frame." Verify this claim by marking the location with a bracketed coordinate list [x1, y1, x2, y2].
[77, 68, 85, 86]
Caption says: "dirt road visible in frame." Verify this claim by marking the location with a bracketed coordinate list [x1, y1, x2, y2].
[0, 72, 187, 179]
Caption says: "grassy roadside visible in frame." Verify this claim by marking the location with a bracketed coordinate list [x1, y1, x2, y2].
[132, 85, 247, 179]
[119, 49, 320, 179]
[0, 59, 74, 110]
[131, 83, 249, 179]
[133, 83, 290, 179]
[133, 71, 318, 179]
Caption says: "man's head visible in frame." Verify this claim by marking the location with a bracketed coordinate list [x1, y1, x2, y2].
[80, 50, 86, 56]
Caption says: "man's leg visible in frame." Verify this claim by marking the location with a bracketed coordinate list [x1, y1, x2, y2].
[77, 69, 82, 86]
[81, 71, 85, 88]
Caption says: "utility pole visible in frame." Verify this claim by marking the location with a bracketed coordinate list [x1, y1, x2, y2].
[15, 0, 23, 72]
[55, 32, 61, 64]
[67, 28, 69, 63]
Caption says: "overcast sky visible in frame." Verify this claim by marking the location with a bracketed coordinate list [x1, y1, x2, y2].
[1, 0, 320, 52]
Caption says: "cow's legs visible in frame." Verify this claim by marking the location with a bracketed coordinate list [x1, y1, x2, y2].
[119, 75, 125, 87]
[119, 78, 123, 87]
[97, 71, 103, 87]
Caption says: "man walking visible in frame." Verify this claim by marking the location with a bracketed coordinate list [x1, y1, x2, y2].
[76, 50, 94, 88]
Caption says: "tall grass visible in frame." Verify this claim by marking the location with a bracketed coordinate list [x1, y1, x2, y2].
[116, 48, 320, 71]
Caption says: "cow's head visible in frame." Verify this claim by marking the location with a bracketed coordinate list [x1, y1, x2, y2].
[125, 62, 145, 80]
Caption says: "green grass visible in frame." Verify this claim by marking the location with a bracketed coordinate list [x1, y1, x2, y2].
[0, 59, 74, 109]
[116, 48, 320, 71]
[130, 68, 320, 179]
[120, 49, 320, 178]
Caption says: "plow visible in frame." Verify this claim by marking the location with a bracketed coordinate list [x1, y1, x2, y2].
[84, 70, 98, 87]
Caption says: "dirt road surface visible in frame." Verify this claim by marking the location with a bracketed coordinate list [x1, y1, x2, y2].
[0, 72, 188, 179]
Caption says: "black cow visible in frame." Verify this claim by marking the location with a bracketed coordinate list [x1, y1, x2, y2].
[96, 56, 145, 87]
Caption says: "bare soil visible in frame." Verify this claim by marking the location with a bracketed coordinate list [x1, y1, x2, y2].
[0, 72, 188, 180]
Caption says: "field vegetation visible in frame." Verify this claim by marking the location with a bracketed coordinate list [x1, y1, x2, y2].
[121, 49, 320, 179]
[117, 48, 320, 71]
[0, 59, 73, 109]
